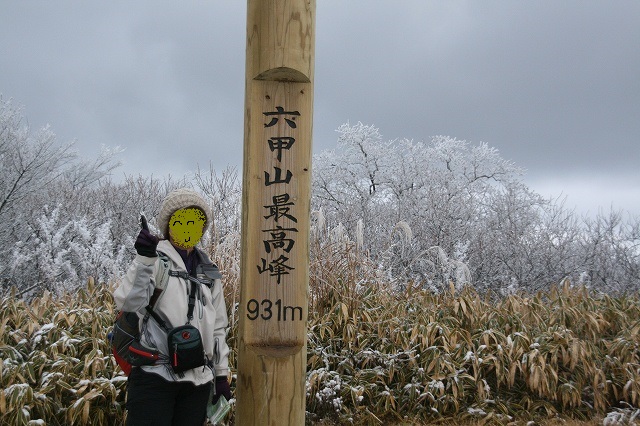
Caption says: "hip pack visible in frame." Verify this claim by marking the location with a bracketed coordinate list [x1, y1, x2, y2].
[167, 324, 205, 373]
[160, 279, 206, 374]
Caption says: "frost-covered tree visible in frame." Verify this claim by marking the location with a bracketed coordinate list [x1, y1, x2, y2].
[0, 99, 74, 243]
[0, 99, 120, 226]
[578, 210, 640, 293]
[313, 122, 525, 291]
[77, 174, 186, 256]
[314, 123, 524, 257]
[466, 182, 582, 293]
[313, 122, 639, 294]
[194, 163, 242, 244]
[0, 98, 242, 298]
[313, 122, 392, 244]
[3, 98, 637, 297]
[0, 98, 121, 296]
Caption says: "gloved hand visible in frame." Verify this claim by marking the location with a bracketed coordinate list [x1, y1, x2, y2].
[134, 229, 159, 257]
[212, 376, 231, 404]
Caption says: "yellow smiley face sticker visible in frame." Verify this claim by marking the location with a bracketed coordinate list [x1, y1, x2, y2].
[168, 208, 207, 249]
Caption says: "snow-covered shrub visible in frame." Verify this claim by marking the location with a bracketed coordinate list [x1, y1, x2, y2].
[7, 205, 128, 296]
[306, 368, 345, 421]
[604, 406, 640, 426]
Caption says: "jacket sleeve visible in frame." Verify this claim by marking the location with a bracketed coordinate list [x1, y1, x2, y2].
[113, 254, 158, 313]
[211, 278, 230, 377]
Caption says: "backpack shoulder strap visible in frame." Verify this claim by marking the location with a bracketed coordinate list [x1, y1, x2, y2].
[155, 251, 171, 290]
[186, 281, 197, 324]
[148, 251, 171, 309]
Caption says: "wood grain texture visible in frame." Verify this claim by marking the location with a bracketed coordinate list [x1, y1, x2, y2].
[237, 0, 315, 424]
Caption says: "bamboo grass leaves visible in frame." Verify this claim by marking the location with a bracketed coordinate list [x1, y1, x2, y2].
[306, 280, 640, 424]
[0, 281, 125, 425]
[3, 276, 640, 424]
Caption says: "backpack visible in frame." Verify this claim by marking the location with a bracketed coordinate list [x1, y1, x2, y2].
[109, 252, 171, 376]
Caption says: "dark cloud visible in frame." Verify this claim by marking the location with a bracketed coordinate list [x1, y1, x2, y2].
[314, 1, 640, 214]
[1, 1, 638, 214]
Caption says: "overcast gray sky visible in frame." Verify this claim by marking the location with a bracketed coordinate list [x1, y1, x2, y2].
[1, 1, 638, 216]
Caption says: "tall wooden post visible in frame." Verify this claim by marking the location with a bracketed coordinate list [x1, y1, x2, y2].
[236, 0, 315, 424]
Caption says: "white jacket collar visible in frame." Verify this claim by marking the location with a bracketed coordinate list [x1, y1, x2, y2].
[157, 240, 187, 271]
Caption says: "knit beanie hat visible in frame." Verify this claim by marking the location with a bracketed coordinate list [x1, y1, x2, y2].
[157, 188, 212, 238]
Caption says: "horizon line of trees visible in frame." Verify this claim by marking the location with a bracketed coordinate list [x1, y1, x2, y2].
[1, 98, 638, 298]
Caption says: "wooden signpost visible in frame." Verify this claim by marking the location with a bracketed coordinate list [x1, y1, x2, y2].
[236, 0, 315, 424]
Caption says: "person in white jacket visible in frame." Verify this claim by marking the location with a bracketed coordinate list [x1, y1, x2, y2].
[113, 188, 231, 426]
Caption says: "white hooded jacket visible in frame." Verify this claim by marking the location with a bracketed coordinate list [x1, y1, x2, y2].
[113, 240, 229, 385]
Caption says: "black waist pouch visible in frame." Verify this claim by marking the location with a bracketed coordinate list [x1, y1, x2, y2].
[167, 324, 206, 373]
[111, 311, 159, 370]
[111, 311, 139, 360]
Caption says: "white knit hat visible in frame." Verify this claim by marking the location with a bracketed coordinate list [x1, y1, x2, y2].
[157, 188, 212, 238]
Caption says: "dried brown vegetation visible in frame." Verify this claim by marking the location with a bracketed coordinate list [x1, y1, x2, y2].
[1, 269, 640, 425]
